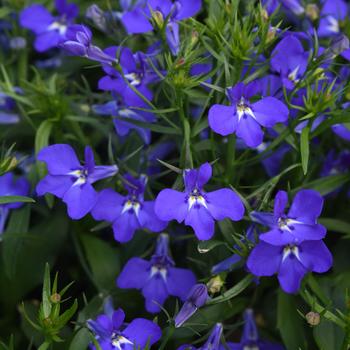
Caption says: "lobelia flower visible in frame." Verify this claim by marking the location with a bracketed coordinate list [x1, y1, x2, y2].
[36, 144, 118, 220]
[91, 174, 167, 243]
[98, 46, 160, 107]
[19, 0, 78, 52]
[208, 81, 289, 148]
[0, 172, 30, 235]
[0, 90, 21, 124]
[174, 283, 208, 327]
[317, 0, 348, 38]
[117, 233, 196, 313]
[87, 303, 161, 350]
[155, 162, 245, 240]
[227, 309, 285, 350]
[121, 0, 202, 55]
[262, 0, 304, 16]
[59, 24, 116, 64]
[270, 35, 309, 90]
[92, 97, 155, 144]
[247, 237, 333, 293]
[251, 190, 326, 245]
[86, 5, 108, 32]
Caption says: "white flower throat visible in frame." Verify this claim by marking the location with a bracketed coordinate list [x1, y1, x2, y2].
[188, 188, 207, 210]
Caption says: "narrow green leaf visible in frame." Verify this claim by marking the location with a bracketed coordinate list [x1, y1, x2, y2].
[0, 196, 35, 204]
[42, 263, 52, 319]
[56, 299, 78, 327]
[319, 218, 350, 235]
[300, 125, 310, 175]
[197, 240, 225, 253]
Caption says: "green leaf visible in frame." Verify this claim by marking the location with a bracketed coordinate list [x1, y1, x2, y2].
[42, 263, 52, 319]
[319, 218, 350, 235]
[56, 299, 78, 327]
[69, 328, 90, 350]
[300, 125, 310, 175]
[80, 234, 120, 291]
[206, 275, 253, 305]
[313, 319, 346, 350]
[35, 120, 53, 155]
[0, 196, 35, 205]
[277, 291, 306, 350]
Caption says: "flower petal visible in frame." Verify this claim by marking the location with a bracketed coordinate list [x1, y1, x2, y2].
[91, 189, 124, 222]
[142, 276, 168, 313]
[252, 97, 289, 127]
[137, 201, 168, 232]
[185, 206, 214, 240]
[208, 104, 237, 136]
[299, 240, 333, 273]
[112, 211, 140, 243]
[167, 267, 196, 300]
[236, 115, 264, 148]
[117, 257, 150, 289]
[36, 175, 73, 198]
[155, 189, 188, 222]
[278, 255, 307, 293]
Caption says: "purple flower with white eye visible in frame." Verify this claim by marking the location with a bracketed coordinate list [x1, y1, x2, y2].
[0, 90, 20, 124]
[92, 98, 155, 144]
[270, 35, 309, 90]
[321, 150, 350, 177]
[99, 46, 160, 107]
[36, 144, 118, 220]
[0, 172, 30, 235]
[91, 174, 167, 243]
[117, 234, 196, 313]
[227, 309, 285, 350]
[59, 24, 116, 64]
[318, 0, 348, 38]
[208, 81, 289, 148]
[121, 0, 202, 55]
[87, 305, 161, 350]
[247, 238, 333, 293]
[174, 283, 208, 327]
[19, 0, 78, 52]
[251, 190, 326, 245]
[262, 0, 304, 16]
[155, 163, 245, 240]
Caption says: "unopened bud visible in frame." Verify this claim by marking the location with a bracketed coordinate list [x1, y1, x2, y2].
[267, 27, 277, 43]
[191, 31, 199, 46]
[152, 11, 164, 29]
[306, 4, 319, 21]
[306, 311, 320, 326]
[261, 8, 269, 21]
[207, 275, 224, 294]
[50, 293, 61, 303]
[43, 317, 53, 327]
[86, 4, 107, 32]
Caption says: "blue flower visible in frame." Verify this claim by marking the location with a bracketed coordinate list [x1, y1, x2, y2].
[117, 234, 196, 313]
[120, 0, 202, 55]
[0, 172, 29, 235]
[88, 304, 161, 350]
[19, 0, 78, 52]
[91, 174, 167, 243]
[251, 190, 326, 245]
[208, 81, 289, 148]
[36, 144, 118, 220]
[155, 162, 245, 240]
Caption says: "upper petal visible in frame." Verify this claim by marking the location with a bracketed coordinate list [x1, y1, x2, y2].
[37, 144, 81, 175]
[117, 257, 151, 289]
[246, 242, 282, 276]
[252, 97, 289, 127]
[197, 162, 212, 188]
[154, 189, 188, 222]
[205, 188, 245, 221]
[288, 189, 324, 224]
[121, 8, 153, 34]
[274, 190, 288, 218]
[208, 104, 237, 136]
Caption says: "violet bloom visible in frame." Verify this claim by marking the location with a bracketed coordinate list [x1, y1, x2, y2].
[117, 234, 196, 313]
[270, 35, 309, 90]
[0, 172, 29, 235]
[318, 0, 348, 38]
[332, 103, 350, 141]
[36, 144, 118, 220]
[88, 307, 161, 350]
[60, 25, 116, 64]
[155, 162, 245, 240]
[208, 81, 289, 148]
[262, 0, 304, 16]
[99, 46, 159, 107]
[174, 283, 208, 327]
[247, 238, 332, 293]
[92, 98, 155, 144]
[91, 174, 167, 243]
[251, 190, 326, 245]
[0, 91, 20, 124]
[228, 309, 285, 350]
[19, 0, 78, 52]
[121, 0, 202, 55]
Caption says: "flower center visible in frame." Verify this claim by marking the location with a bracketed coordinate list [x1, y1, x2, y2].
[48, 21, 67, 35]
[188, 188, 207, 210]
[111, 334, 134, 349]
[288, 66, 300, 84]
[124, 72, 142, 86]
[69, 169, 88, 185]
[326, 16, 340, 33]
[236, 97, 255, 121]
[282, 244, 300, 261]
[278, 217, 302, 232]
[122, 198, 141, 216]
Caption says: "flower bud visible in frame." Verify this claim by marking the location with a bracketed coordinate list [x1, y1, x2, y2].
[191, 31, 199, 46]
[306, 311, 320, 326]
[86, 4, 107, 32]
[174, 284, 208, 327]
[305, 4, 319, 21]
[207, 275, 224, 294]
[50, 293, 61, 303]
[152, 11, 164, 29]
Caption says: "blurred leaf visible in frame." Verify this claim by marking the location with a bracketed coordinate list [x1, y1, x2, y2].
[277, 291, 306, 350]
[313, 319, 345, 350]
[80, 234, 120, 291]
[0, 196, 35, 204]
[68, 328, 90, 350]
[319, 218, 350, 235]
[300, 125, 310, 175]
[42, 263, 52, 319]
